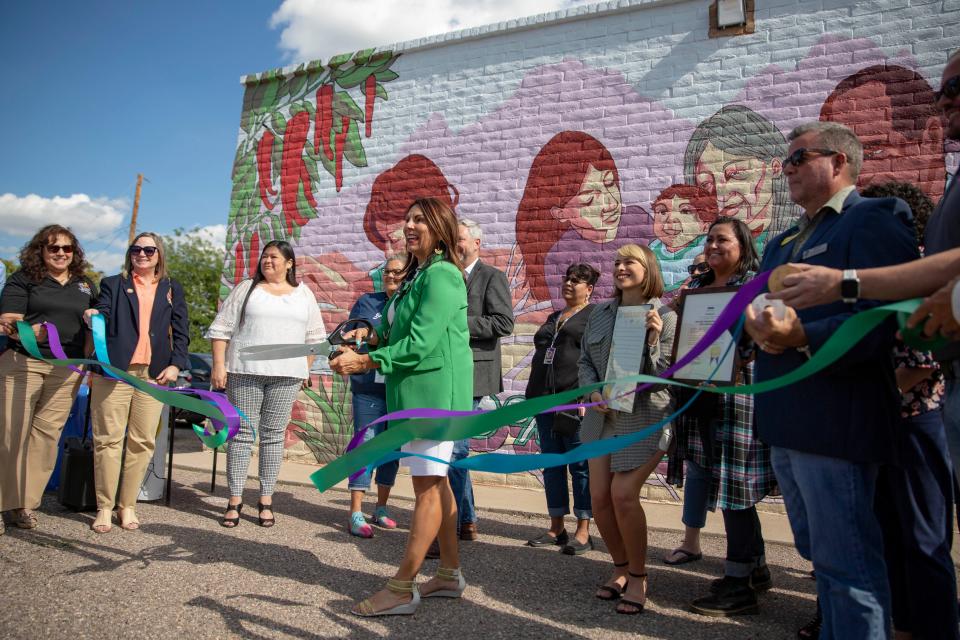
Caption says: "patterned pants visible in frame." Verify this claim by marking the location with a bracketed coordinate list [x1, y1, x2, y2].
[226, 373, 301, 498]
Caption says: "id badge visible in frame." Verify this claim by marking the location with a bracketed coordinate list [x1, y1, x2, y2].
[543, 347, 557, 365]
[374, 372, 385, 384]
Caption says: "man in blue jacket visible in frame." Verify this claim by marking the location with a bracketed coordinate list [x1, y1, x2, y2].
[744, 121, 918, 639]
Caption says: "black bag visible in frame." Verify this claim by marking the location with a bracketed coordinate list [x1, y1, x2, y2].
[57, 390, 97, 512]
[552, 411, 582, 438]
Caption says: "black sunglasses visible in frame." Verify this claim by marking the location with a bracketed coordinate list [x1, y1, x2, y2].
[783, 147, 838, 168]
[129, 245, 158, 257]
[687, 262, 710, 275]
[46, 244, 74, 254]
[935, 75, 960, 102]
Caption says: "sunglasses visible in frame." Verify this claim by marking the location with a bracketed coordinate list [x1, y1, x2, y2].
[687, 262, 710, 275]
[783, 147, 838, 167]
[383, 268, 404, 277]
[46, 244, 74, 254]
[935, 75, 960, 102]
[129, 245, 158, 257]
[564, 276, 590, 285]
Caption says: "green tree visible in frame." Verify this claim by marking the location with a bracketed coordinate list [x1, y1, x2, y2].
[163, 228, 223, 354]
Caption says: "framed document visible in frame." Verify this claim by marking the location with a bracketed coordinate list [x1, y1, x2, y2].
[603, 304, 651, 412]
[671, 286, 739, 384]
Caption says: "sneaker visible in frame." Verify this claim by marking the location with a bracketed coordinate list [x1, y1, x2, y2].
[373, 506, 397, 529]
[691, 576, 759, 617]
[349, 512, 374, 538]
[561, 535, 594, 556]
[709, 565, 772, 594]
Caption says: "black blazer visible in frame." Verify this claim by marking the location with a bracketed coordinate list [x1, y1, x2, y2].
[754, 191, 919, 464]
[466, 260, 514, 397]
[95, 274, 190, 379]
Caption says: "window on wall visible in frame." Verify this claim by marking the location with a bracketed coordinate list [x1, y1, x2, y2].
[709, 0, 755, 38]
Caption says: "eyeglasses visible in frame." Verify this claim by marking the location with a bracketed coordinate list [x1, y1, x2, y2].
[564, 276, 589, 285]
[129, 245, 158, 257]
[46, 244, 74, 254]
[687, 262, 710, 275]
[935, 75, 960, 102]
[783, 147, 838, 167]
[383, 268, 404, 277]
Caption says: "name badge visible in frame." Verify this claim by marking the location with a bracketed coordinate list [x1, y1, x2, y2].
[543, 347, 557, 365]
[801, 243, 828, 260]
[374, 372, 385, 384]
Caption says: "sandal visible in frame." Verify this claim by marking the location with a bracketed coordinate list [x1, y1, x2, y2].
[91, 509, 113, 534]
[221, 502, 243, 528]
[596, 561, 629, 601]
[14, 509, 38, 530]
[257, 501, 275, 528]
[616, 572, 647, 615]
[422, 567, 466, 598]
[117, 507, 140, 531]
[352, 579, 420, 617]
[663, 548, 703, 565]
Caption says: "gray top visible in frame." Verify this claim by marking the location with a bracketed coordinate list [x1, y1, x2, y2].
[923, 176, 960, 363]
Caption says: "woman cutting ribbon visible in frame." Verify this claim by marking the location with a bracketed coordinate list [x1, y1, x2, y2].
[84, 232, 189, 533]
[330, 197, 472, 617]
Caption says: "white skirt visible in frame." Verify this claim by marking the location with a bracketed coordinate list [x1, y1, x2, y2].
[401, 439, 454, 477]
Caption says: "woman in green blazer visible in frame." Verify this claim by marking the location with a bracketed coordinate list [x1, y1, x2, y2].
[331, 197, 473, 617]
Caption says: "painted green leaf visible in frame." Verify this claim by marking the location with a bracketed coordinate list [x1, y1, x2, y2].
[375, 84, 388, 101]
[335, 65, 371, 89]
[270, 213, 284, 238]
[297, 181, 317, 222]
[328, 52, 353, 68]
[289, 103, 305, 117]
[374, 69, 399, 83]
[259, 80, 280, 111]
[343, 120, 368, 168]
[304, 146, 322, 184]
[370, 52, 398, 72]
[332, 91, 364, 121]
[271, 112, 287, 134]
[288, 73, 307, 98]
[353, 48, 375, 65]
[271, 137, 283, 185]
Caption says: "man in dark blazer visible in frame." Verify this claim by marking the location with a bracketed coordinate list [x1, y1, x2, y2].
[451, 218, 514, 540]
[744, 121, 918, 638]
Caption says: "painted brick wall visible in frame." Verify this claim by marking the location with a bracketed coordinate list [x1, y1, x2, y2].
[223, 0, 959, 494]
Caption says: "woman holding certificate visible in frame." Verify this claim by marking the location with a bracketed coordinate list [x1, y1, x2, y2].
[665, 216, 776, 618]
[329, 197, 472, 617]
[578, 243, 676, 615]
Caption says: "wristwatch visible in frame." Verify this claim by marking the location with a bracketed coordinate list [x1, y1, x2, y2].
[841, 269, 860, 304]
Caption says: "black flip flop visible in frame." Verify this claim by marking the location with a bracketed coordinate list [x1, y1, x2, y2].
[663, 548, 703, 565]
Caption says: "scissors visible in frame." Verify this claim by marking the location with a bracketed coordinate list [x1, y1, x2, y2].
[237, 318, 374, 361]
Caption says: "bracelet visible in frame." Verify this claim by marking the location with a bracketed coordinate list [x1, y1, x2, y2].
[952, 279, 960, 325]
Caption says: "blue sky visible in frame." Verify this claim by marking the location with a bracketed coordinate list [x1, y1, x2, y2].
[0, 0, 582, 273]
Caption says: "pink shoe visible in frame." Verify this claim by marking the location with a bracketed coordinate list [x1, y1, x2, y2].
[374, 506, 397, 529]
[350, 512, 374, 538]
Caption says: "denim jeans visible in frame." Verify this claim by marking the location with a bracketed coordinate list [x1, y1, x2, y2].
[681, 459, 710, 529]
[347, 393, 399, 491]
[448, 397, 479, 527]
[771, 446, 890, 640]
[535, 412, 591, 520]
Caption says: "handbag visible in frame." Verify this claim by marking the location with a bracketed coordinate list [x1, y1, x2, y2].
[57, 388, 97, 512]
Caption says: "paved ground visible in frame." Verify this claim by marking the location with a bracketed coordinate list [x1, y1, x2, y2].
[0, 467, 824, 640]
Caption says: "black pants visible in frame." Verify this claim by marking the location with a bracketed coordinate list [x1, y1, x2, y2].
[722, 505, 765, 574]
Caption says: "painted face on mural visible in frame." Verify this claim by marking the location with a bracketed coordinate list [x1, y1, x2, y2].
[551, 165, 622, 243]
[374, 219, 408, 257]
[652, 195, 706, 251]
[694, 142, 781, 236]
[822, 81, 943, 195]
[939, 56, 960, 141]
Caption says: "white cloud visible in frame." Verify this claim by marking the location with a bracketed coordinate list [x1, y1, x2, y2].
[188, 224, 228, 249]
[270, 0, 584, 62]
[0, 193, 126, 241]
[85, 249, 126, 274]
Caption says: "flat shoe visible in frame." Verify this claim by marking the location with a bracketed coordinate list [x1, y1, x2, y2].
[561, 535, 593, 555]
[91, 509, 113, 534]
[117, 508, 140, 531]
[527, 530, 568, 547]
[14, 510, 38, 530]
[663, 548, 702, 565]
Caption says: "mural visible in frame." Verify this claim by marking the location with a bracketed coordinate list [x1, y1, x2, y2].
[221, 28, 951, 495]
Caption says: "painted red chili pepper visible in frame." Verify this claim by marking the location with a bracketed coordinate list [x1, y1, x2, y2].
[299, 164, 318, 208]
[334, 116, 349, 192]
[281, 111, 311, 234]
[256, 132, 277, 210]
[248, 231, 260, 278]
[364, 75, 376, 138]
[234, 240, 245, 284]
[316, 85, 334, 161]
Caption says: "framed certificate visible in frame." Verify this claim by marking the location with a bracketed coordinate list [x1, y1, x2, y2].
[603, 304, 651, 412]
[671, 286, 739, 384]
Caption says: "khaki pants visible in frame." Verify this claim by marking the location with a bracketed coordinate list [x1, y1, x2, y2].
[0, 350, 83, 511]
[90, 365, 164, 510]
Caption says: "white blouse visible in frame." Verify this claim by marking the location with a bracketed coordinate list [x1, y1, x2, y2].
[207, 280, 326, 379]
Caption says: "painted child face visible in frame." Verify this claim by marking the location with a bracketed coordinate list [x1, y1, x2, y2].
[375, 219, 408, 257]
[551, 165, 622, 243]
[695, 142, 781, 235]
[652, 195, 708, 251]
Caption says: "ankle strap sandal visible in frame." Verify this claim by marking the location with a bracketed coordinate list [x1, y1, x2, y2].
[423, 567, 467, 599]
[221, 503, 242, 528]
[352, 579, 420, 617]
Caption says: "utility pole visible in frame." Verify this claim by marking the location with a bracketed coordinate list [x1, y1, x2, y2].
[128, 173, 143, 244]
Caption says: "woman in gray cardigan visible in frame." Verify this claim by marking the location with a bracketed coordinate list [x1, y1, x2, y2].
[579, 243, 676, 615]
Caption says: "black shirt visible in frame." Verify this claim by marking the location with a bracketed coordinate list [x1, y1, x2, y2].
[0, 270, 97, 359]
[525, 304, 593, 399]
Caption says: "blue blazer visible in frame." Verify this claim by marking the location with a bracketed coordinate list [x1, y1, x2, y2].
[754, 191, 919, 464]
[95, 274, 190, 379]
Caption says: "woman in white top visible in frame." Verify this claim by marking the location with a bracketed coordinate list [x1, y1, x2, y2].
[208, 240, 325, 528]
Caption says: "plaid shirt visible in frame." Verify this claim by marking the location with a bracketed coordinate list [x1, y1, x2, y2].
[666, 272, 777, 511]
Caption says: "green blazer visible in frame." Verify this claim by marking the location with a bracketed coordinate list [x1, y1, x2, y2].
[369, 257, 473, 415]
